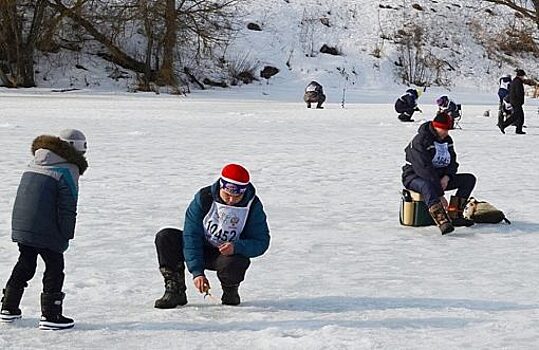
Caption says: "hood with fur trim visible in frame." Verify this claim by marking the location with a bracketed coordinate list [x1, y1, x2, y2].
[31, 135, 88, 175]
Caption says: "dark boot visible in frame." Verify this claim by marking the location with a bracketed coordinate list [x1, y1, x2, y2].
[448, 196, 474, 227]
[221, 285, 241, 306]
[398, 113, 414, 122]
[429, 202, 454, 235]
[1, 287, 24, 322]
[154, 267, 187, 309]
[306, 102, 311, 108]
[39, 292, 74, 330]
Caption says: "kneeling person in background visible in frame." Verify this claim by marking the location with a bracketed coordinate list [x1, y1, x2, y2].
[303, 81, 326, 109]
[395, 88, 422, 122]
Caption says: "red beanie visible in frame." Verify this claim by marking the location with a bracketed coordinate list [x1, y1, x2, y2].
[432, 111, 453, 130]
[220, 164, 250, 195]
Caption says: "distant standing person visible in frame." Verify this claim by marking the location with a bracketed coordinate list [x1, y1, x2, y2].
[499, 69, 526, 134]
[304, 81, 326, 109]
[154, 164, 270, 308]
[395, 88, 422, 122]
[497, 74, 512, 127]
[1, 129, 88, 330]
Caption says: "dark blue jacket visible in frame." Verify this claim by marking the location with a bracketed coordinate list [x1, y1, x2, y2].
[183, 181, 270, 278]
[509, 76, 525, 107]
[395, 89, 418, 113]
[402, 122, 458, 196]
[11, 135, 88, 253]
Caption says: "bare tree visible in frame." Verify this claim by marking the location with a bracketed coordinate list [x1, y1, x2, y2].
[483, 0, 539, 29]
[0, 0, 48, 87]
[45, 0, 239, 89]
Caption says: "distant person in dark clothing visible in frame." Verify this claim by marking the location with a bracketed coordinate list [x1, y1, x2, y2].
[436, 95, 461, 123]
[499, 69, 526, 134]
[402, 112, 476, 235]
[497, 74, 512, 127]
[303, 81, 326, 109]
[395, 88, 422, 122]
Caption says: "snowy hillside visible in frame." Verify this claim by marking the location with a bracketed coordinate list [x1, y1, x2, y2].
[31, 0, 538, 93]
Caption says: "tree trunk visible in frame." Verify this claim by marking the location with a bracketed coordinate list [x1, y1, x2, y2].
[158, 0, 177, 86]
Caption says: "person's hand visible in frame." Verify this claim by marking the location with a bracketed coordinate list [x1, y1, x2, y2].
[440, 196, 449, 210]
[440, 175, 450, 190]
[219, 242, 234, 256]
[193, 275, 210, 294]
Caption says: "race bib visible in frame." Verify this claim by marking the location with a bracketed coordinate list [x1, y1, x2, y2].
[432, 142, 451, 168]
[202, 199, 254, 247]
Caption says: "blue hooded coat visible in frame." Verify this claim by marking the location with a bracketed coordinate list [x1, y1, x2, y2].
[12, 135, 88, 253]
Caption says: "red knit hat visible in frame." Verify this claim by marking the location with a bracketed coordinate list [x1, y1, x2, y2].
[220, 163, 250, 195]
[432, 111, 453, 130]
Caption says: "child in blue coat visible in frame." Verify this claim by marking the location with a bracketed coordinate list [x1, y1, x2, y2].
[1, 129, 88, 330]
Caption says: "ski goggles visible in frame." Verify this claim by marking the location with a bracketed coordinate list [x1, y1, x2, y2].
[219, 178, 247, 195]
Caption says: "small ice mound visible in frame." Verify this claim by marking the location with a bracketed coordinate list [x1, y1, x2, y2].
[0, 123, 17, 129]
[126, 131, 146, 136]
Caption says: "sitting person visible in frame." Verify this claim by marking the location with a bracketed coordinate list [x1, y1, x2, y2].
[154, 164, 270, 308]
[435, 95, 461, 122]
[303, 81, 326, 109]
[402, 111, 476, 234]
[395, 88, 422, 122]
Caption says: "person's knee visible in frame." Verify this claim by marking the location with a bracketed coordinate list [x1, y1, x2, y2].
[220, 256, 250, 275]
[217, 257, 250, 285]
[155, 228, 181, 245]
[463, 173, 477, 187]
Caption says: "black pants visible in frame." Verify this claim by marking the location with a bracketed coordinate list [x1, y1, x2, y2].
[6, 244, 65, 293]
[502, 104, 524, 133]
[155, 228, 250, 287]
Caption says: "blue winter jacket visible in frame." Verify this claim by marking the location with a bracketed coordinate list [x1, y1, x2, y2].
[402, 122, 459, 197]
[183, 181, 270, 278]
[394, 90, 418, 113]
[11, 135, 88, 253]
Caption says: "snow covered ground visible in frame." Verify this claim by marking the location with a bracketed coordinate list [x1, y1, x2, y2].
[1, 85, 539, 349]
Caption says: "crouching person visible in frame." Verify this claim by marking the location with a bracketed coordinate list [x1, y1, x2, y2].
[402, 112, 476, 234]
[303, 81, 326, 109]
[395, 88, 421, 122]
[154, 163, 270, 307]
[1, 129, 88, 330]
